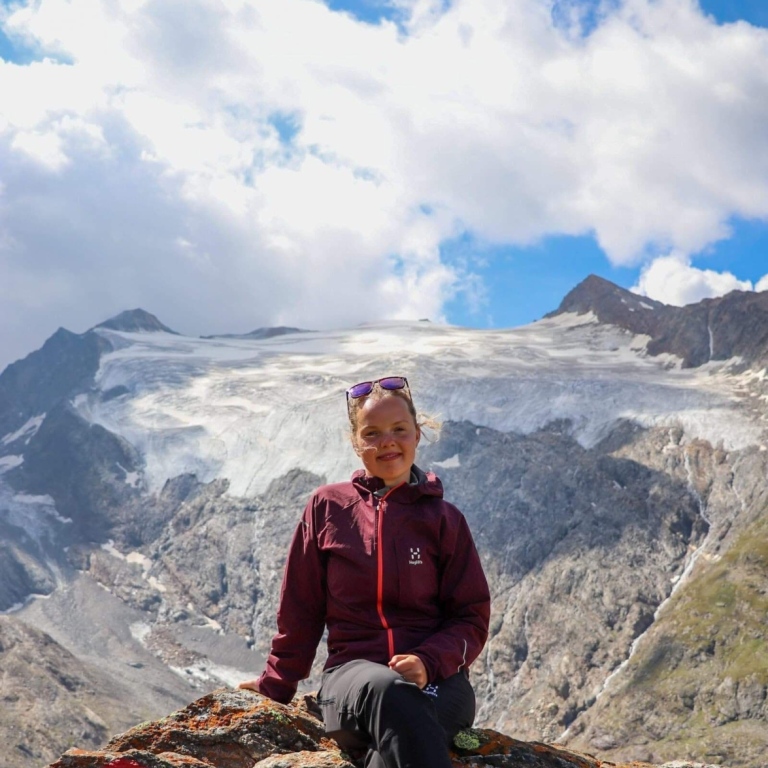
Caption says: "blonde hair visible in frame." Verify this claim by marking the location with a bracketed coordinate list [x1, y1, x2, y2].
[346, 384, 441, 447]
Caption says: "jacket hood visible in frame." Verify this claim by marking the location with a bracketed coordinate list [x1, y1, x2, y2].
[351, 464, 443, 502]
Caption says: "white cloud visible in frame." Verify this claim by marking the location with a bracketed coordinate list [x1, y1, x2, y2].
[756, 275, 768, 293]
[10, 129, 69, 170]
[631, 252, 753, 306]
[1, 0, 768, 368]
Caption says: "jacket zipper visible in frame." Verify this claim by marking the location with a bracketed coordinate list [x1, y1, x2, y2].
[375, 483, 404, 660]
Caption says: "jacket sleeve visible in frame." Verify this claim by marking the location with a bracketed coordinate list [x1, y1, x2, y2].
[253, 494, 327, 704]
[411, 510, 490, 683]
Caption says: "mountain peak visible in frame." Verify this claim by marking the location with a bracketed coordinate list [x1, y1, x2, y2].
[94, 309, 177, 334]
[550, 274, 665, 319]
[548, 275, 768, 368]
[545, 274, 672, 345]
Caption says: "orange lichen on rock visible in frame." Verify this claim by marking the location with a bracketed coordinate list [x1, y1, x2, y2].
[45, 688, 688, 768]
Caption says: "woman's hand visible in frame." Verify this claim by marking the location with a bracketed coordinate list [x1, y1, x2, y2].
[388, 654, 428, 688]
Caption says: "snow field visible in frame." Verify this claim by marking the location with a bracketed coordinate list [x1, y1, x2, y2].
[72, 317, 766, 498]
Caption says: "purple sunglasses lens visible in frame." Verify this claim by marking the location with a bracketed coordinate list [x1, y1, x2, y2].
[348, 381, 375, 398]
[347, 377, 408, 399]
[378, 377, 407, 391]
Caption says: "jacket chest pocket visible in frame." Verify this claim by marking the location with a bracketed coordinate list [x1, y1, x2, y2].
[394, 537, 440, 610]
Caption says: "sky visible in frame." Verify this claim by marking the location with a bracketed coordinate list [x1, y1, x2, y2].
[1, 0, 767, 371]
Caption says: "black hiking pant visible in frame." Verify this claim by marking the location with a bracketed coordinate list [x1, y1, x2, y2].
[318, 659, 476, 768]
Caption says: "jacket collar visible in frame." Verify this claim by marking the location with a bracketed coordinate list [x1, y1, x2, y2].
[352, 464, 443, 502]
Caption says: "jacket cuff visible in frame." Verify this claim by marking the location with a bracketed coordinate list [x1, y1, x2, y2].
[413, 651, 438, 684]
[256, 673, 297, 704]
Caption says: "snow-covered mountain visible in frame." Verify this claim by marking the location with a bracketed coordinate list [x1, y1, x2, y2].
[2, 276, 768, 768]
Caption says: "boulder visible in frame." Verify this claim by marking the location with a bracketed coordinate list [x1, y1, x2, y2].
[47, 688, 725, 768]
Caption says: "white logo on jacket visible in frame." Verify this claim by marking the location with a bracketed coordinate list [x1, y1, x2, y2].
[409, 547, 423, 565]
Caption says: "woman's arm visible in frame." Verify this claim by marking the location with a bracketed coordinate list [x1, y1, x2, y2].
[239, 496, 327, 704]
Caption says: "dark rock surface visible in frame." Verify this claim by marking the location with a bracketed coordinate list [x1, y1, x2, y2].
[202, 326, 308, 340]
[419, 421, 707, 740]
[7, 401, 143, 543]
[0, 327, 111, 436]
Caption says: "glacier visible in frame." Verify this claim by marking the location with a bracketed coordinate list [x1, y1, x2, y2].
[69, 312, 765, 497]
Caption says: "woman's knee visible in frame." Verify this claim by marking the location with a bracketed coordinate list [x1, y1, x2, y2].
[377, 676, 438, 728]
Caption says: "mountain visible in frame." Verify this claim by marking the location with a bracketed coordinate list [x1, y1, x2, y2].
[550, 274, 768, 367]
[1, 277, 767, 767]
[0, 309, 171, 439]
[0, 327, 110, 437]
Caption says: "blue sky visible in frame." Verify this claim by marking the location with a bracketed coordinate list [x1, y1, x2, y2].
[329, 0, 768, 327]
[1, 0, 768, 369]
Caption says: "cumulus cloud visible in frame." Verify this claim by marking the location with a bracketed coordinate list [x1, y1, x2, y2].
[1, 0, 768, 367]
[631, 252, 753, 306]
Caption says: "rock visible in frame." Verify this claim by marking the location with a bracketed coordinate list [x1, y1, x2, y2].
[46, 688, 727, 768]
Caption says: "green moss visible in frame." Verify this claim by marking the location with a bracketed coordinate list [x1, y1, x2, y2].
[453, 729, 481, 750]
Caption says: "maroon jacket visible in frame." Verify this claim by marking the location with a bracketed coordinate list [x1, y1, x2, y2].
[255, 466, 491, 704]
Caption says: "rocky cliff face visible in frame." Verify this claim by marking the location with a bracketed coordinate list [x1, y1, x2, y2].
[550, 274, 768, 368]
[2, 280, 767, 768]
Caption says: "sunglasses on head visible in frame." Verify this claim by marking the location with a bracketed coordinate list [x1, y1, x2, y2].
[345, 376, 410, 402]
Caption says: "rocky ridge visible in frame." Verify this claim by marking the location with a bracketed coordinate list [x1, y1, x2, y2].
[47, 687, 726, 768]
[550, 275, 768, 368]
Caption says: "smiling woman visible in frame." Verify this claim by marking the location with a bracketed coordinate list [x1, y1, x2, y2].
[347, 376, 421, 487]
[353, 395, 420, 487]
[239, 375, 490, 768]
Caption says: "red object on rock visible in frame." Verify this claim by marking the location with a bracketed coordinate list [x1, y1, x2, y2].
[107, 759, 146, 768]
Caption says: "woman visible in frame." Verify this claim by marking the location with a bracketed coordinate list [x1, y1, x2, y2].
[239, 376, 490, 768]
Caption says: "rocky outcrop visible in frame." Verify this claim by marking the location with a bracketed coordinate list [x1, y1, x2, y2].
[549, 275, 768, 368]
[46, 688, 726, 768]
[0, 308, 175, 439]
[202, 326, 307, 340]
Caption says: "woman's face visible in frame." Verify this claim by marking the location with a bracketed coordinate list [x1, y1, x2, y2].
[354, 394, 420, 487]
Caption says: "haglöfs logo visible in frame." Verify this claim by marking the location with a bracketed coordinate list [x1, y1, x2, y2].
[409, 547, 423, 565]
